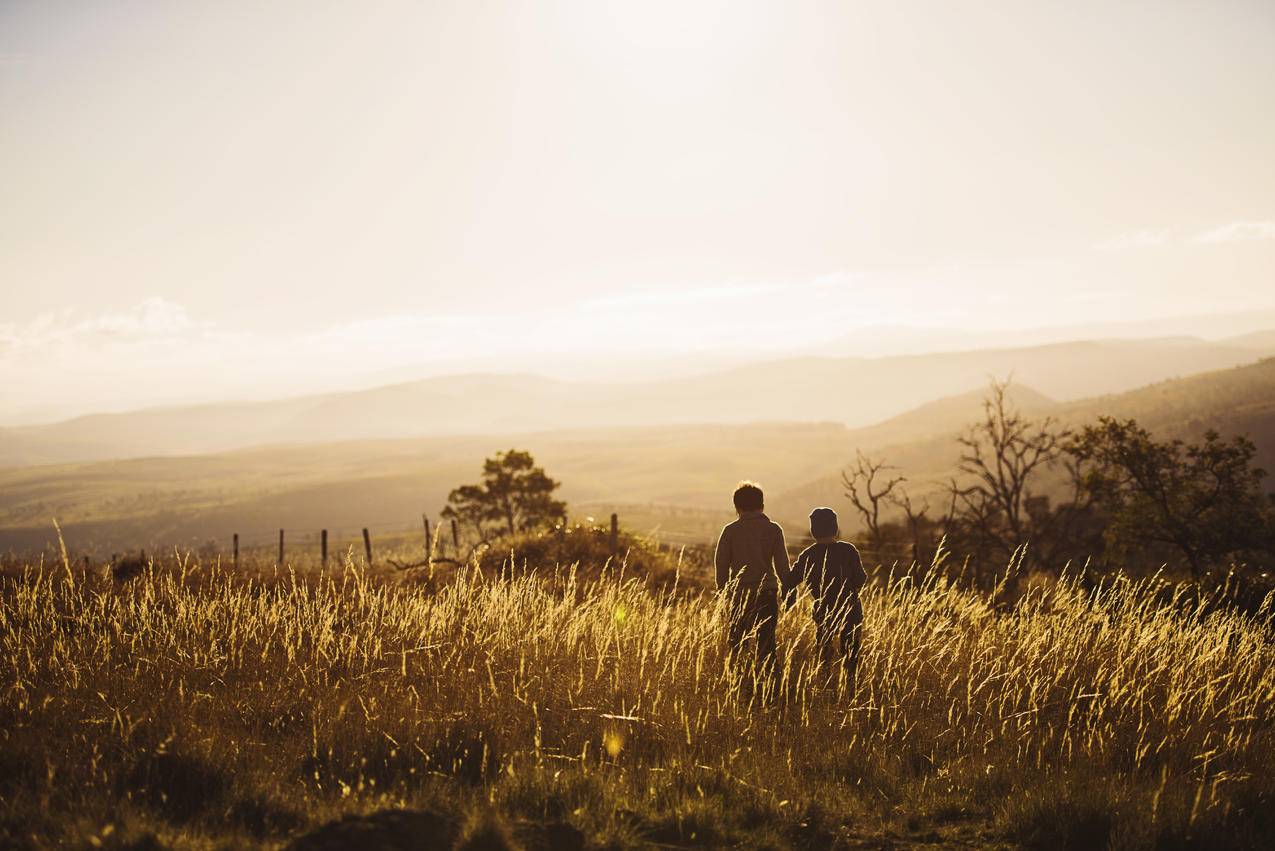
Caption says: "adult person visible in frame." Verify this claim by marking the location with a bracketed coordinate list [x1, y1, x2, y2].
[714, 481, 790, 697]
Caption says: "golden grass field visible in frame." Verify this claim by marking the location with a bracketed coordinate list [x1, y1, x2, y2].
[2, 546, 1273, 850]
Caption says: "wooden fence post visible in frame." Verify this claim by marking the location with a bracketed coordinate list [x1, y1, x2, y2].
[451, 519, 459, 550]
[363, 528, 373, 565]
[423, 515, 431, 561]
[233, 534, 239, 568]
[610, 513, 619, 556]
[321, 529, 328, 566]
[278, 529, 285, 566]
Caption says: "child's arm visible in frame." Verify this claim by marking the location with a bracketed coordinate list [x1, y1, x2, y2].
[783, 549, 804, 609]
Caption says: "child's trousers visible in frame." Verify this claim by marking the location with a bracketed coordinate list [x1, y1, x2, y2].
[815, 616, 862, 692]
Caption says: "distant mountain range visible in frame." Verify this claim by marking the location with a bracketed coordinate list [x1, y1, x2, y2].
[811, 312, 1275, 358]
[3, 334, 1272, 468]
[2, 353, 1273, 554]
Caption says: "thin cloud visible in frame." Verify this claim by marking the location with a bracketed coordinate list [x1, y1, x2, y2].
[1191, 221, 1275, 244]
[0, 297, 205, 353]
[1095, 222, 1275, 250]
[584, 283, 782, 311]
[811, 270, 865, 289]
[584, 272, 861, 311]
[1095, 229, 1173, 251]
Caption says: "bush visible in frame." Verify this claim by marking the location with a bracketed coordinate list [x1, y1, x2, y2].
[474, 522, 706, 589]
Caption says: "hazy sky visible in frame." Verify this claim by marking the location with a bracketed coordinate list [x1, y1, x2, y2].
[2, 0, 1274, 422]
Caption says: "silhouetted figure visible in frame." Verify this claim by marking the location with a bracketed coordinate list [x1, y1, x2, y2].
[715, 482, 790, 698]
[111, 549, 147, 583]
[786, 507, 866, 694]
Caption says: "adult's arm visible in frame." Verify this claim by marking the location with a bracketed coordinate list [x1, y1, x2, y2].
[772, 524, 792, 591]
[714, 526, 732, 589]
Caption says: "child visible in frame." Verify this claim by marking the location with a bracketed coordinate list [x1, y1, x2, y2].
[785, 506, 867, 693]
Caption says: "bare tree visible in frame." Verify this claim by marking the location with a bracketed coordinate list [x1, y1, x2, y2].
[842, 450, 906, 548]
[881, 486, 933, 565]
[952, 378, 1066, 551]
[1033, 452, 1102, 566]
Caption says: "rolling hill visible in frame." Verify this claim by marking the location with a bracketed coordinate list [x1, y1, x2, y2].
[0, 423, 854, 553]
[773, 356, 1275, 521]
[2, 357, 1272, 556]
[2, 335, 1271, 468]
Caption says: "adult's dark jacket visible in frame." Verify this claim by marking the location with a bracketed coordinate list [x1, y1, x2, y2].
[714, 510, 789, 591]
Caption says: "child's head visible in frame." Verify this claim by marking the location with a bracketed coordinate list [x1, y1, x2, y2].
[733, 481, 764, 514]
[809, 507, 838, 543]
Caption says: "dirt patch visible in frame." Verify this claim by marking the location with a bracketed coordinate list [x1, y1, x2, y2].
[286, 808, 457, 851]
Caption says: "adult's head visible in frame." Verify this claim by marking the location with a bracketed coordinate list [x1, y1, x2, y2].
[809, 506, 838, 543]
[733, 481, 764, 514]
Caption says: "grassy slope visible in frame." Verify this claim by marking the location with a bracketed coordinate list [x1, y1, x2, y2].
[2, 559, 1272, 849]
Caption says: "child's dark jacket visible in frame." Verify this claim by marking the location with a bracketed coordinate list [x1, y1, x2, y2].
[784, 541, 867, 628]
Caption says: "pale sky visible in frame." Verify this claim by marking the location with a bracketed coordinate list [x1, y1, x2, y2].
[2, 0, 1274, 422]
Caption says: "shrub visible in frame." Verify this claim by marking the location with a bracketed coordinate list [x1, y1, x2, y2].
[474, 522, 705, 588]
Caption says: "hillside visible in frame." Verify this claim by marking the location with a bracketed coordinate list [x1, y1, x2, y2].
[0, 423, 853, 553]
[3, 335, 1270, 468]
[3, 358, 1274, 556]
[774, 357, 1275, 523]
[820, 382, 1060, 451]
[1226, 329, 1275, 351]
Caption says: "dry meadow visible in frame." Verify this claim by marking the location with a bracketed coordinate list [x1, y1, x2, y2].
[1, 547, 1273, 850]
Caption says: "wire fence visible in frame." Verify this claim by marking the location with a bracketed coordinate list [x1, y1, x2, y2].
[10, 510, 914, 573]
[230, 518, 426, 548]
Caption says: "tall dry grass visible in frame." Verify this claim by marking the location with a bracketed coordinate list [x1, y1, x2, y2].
[1, 549, 1273, 849]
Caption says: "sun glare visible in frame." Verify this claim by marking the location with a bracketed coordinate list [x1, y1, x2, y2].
[600, 0, 734, 49]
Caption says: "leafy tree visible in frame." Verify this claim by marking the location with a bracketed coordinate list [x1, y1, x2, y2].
[1068, 419, 1274, 576]
[441, 450, 567, 541]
